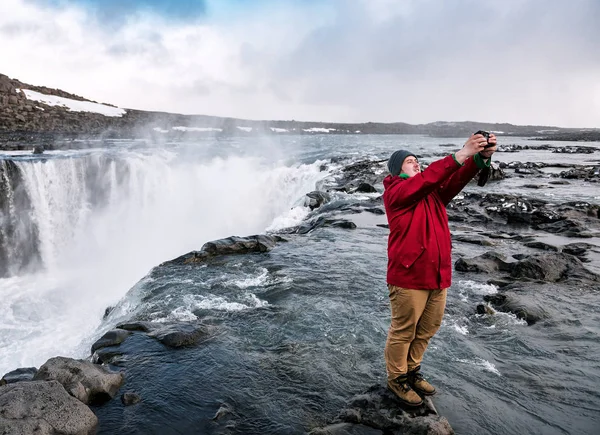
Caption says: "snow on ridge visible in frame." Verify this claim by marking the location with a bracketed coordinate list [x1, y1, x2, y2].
[270, 127, 288, 133]
[303, 127, 337, 133]
[17, 88, 126, 117]
[237, 126, 253, 132]
[172, 126, 223, 132]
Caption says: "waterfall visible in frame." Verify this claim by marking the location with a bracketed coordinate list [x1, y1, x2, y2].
[0, 147, 326, 373]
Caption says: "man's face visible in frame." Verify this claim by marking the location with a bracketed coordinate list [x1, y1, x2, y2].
[401, 156, 420, 177]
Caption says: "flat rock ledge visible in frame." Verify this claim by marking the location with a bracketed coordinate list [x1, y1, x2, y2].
[311, 384, 454, 435]
[1, 357, 124, 435]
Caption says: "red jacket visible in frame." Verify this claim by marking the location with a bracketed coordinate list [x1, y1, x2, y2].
[383, 154, 483, 290]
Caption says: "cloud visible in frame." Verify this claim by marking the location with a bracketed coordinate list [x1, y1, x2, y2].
[1, 0, 599, 127]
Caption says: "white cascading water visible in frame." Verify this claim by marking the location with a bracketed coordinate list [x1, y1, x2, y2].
[0, 147, 326, 374]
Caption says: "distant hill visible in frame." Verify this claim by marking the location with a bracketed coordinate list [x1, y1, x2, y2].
[1, 73, 599, 149]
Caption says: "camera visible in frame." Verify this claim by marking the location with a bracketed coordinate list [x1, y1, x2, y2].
[474, 130, 494, 148]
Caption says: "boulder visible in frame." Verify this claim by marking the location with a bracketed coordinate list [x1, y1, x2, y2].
[454, 252, 512, 274]
[33, 357, 124, 405]
[91, 329, 132, 353]
[333, 384, 453, 435]
[483, 293, 549, 325]
[510, 253, 599, 283]
[149, 322, 214, 348]
[1, 367, 37, 385]
[0, 380, 98, 435]
[305, 191, 331, 210]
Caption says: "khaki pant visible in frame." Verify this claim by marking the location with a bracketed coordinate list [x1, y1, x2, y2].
[385, 285, 447, 381]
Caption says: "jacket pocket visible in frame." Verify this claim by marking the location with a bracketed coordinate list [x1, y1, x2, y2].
[398, 245, 426, 269]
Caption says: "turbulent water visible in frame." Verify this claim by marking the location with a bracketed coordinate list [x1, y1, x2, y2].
[1, 135, 599, 434]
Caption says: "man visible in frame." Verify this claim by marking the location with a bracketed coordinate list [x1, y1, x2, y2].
[382, 133, 497, 406]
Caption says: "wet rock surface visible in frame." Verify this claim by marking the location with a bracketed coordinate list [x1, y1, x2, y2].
[33, 357, 124, 405]
[313, 384, 453, 435]
[0, 380, 98, 435]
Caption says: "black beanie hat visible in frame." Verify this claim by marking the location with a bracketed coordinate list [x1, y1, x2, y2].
[387, 150, 417, 176]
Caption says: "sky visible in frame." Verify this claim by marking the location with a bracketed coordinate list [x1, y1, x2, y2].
[1, 0, 599, 128]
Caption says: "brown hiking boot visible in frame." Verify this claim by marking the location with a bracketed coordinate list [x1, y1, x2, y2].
[387, 375, 423, 407]
[408, 366, 436, 396]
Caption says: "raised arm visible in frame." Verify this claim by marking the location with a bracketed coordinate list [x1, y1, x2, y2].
[384, 134, 491, 210]
[438, 133, 497, 205]
[384, 155, 461, 209]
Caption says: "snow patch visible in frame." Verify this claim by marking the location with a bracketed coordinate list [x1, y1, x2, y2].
[270, 127, 288, 133]
[18, 89, 126, 117]
[172, 126, 223, 132]
[237, 126, 253, 132]
[303, 128, 337, 133]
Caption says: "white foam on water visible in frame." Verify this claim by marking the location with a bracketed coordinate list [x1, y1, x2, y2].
[457, 280, 498, 302]
[266, 206, 310, 232]
[0, 149, 326, 374]
[457, 357, 501, 376]
[227, 268, 269, 289]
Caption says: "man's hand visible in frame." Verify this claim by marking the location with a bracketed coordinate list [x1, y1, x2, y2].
[454, 133, 489, 163]
[479, 133, 497, 159]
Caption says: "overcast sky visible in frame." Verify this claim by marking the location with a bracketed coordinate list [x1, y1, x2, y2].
[1, 0, 599, 127]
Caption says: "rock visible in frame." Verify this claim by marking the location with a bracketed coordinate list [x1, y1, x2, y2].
[309, 422, 384, 434]
[523, 241, 559, 252]
[91, 329, 132, 353]
[548, 180, 570, 185]
[332, 384, 453, 435]
[121, 392, 141, 406]
[116, 321, 154, 333]
[165, 234, 282, 265]
[483, 293, 548, 325]
[452, 234, 495, 246]
[1, 367, 37, 385]
[454, 252, 512, 274]
[0, 380, 98, 435]
[533, 219, 592, 237]
[33, 357, 124, 405]
[510, 253, 599, 283]
[326, 219, 357, 230]
[562, 242, 594, 258]
[202, 235, 279, 255]
[552, 146, 596, 154]
[305, 191, 331, 210]
[32, 145, 44, 154]
[92, 348, 124, 365]
[103, 306, 114, 320]
[149, 322, 214, 348]
[353, 183, 377, 193]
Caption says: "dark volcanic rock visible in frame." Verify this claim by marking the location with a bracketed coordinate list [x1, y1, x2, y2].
[117, 320, 215, 348]
[0, 380, 98, 435]
[552, 146, 597, 154]
[1, 367, 37, 385]
[510, 253, 599, 283]
[353, 183, 378, 193]
[149, 322, 214, 348]
[558, 166, 600, 181]
[121, 392, 141, 406]
[328, 384, 453, 435]
[455, 252, 513, 274]
[91, 329, 132, 353]
[523, 241, 559, 252]
[483, 293, 548, 325]
[165, 234, 282, 265]
[33, 357, 124, 405]
[305, 191, 331, 210]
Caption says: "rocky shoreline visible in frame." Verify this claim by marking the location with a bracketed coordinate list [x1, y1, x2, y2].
[2, 147, 599, 434]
